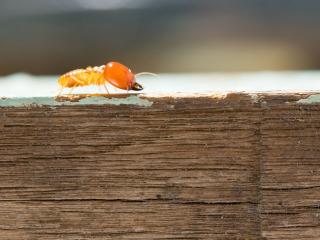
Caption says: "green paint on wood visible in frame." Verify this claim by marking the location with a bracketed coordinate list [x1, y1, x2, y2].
[0, 96, 153, 107]
[249, 94, 259, 103]
[297, 94, 320, 104]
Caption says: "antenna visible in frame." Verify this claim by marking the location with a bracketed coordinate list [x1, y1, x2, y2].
[135, 72, 159, 78]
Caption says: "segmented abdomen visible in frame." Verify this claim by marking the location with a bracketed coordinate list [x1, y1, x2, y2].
[58, 65, 105, 88]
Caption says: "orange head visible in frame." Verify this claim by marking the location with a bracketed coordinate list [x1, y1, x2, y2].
[103, 62, 143, 91]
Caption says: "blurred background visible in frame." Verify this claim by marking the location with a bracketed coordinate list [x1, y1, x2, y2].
[1, 0, 320, 75]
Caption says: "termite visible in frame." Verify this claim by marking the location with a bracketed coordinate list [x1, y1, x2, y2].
[57, 61, 156, 95]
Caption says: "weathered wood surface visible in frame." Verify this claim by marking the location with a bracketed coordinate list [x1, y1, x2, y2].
[0, 93, 319, 239]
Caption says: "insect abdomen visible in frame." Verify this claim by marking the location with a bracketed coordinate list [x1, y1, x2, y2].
[58, 66, 105, 88]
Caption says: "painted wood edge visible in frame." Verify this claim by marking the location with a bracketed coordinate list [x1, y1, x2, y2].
[0, 92, 319, 107]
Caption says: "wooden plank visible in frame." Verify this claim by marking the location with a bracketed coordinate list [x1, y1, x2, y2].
[259, 95, 320, 239]
[0, 201, 258, 240]
[0, 93, 319, 239]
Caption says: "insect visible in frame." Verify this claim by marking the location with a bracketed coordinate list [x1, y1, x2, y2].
[57, 61, 156, 95]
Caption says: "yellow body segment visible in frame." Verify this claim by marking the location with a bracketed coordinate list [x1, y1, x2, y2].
[58, 66, 106, 88]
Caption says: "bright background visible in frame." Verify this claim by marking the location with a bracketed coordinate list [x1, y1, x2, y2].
[1, 0, 320, 75]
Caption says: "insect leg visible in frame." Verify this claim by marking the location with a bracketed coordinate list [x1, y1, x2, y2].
[103, 84, 110, 94]
[66, 76, 85, 95]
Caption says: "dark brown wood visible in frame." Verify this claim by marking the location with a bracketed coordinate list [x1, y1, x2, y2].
[0, 93, 319, 239]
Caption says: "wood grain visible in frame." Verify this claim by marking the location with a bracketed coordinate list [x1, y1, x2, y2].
[0, 93, 319, 239]
[259, 95, 320, 239]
